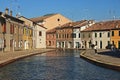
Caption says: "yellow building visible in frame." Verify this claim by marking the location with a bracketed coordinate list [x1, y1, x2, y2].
[111, 28, 120, 49]
[19, 16, 33, 50]
[30, 13, 72, 30]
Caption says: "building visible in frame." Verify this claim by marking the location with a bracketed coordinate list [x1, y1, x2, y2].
[81, 20, 120, 49]
[34, 24, 47, 48]
[56, 20, 94, 49]
[73, 20, 94, 49]
[46, 28, 56, 48]
[1, 8, 24, 51]
[30, 13, 72, 30]
[56, 22, 73, 48]
[18, 16, 34, 50]
[110, 20, 120, 49]
[81, 30, 93, 49]
[19, 16, 47, 49]
[0, 12, 6, 51]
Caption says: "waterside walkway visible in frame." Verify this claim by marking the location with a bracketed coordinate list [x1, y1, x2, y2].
[0, 49, 55, 67]
[80, 49, 120, 71]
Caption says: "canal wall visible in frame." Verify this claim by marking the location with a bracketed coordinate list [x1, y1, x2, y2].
[0, 49, 55, 67]
[80, 49, 120, 71]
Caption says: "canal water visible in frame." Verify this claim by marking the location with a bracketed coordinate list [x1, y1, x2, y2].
[0, 50, 120, 80]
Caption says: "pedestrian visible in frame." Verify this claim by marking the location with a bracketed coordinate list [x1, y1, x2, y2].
[94, 45, 97, 53]
[111, 45, 114, 51]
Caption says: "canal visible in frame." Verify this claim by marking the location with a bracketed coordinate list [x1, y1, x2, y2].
[0, 50, 120, 80]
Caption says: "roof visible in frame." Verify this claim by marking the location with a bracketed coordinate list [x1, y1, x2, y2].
[56, 20, 92, 29]
[0, 16, 6, 24]
[46, 27, 56, 34]
[19, 16, 47, 29]
[4, 14, 24, 24]
[30, 13, 58, 22]
[82, 20, 120, 32]
[0, 12, 2, 15]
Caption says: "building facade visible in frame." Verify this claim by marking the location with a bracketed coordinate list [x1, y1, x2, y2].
[0, 9, 24, 51]
[111, 28, 120, 49]
[73, 20, 94, 49]
[81, 20, 120, 49]
[34, 24, 47, 48]
[19, 16, 33, 50]
[92, 30, 110, 49]
[30, 13, 72, 30]
[46, 28, 56, 48]
[56, 23, 73, 48]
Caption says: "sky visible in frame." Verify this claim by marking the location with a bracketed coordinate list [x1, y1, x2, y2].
[0, 0, 120, 21]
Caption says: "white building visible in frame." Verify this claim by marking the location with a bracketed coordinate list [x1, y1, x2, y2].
[92, 31, 110, 49]
[73, 20, 95, 49]
[33, 24, 47, 48]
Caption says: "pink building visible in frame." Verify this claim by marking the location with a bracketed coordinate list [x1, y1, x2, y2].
[46, 28, 56, 48]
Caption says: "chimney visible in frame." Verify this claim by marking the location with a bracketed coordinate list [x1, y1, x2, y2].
[5, 8, 9, 14]
[69, 22, 72, 26]
[10, 10, 12, 16]
[16, 13, 19, 18]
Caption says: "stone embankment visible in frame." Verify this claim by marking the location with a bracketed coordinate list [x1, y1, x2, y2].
[0, 49, 55, 67]
[80, 49, 120, 71]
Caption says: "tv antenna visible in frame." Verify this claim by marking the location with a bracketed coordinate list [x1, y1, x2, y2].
[9, 0, 21, 16]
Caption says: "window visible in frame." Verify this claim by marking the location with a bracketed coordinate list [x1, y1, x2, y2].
[119, 31, 120, 36]
[15, 26, 17, 34]
[62, 34, 64, 38]
[79, 33, 80, 38]
[2, 24, 6, 34]
[95, 41, 97, 45]
[83, 34, 85, 38]
[100, 41, 102, 49]
[65, 34, 66, 38]
[60, 34, 61, 38]
[10, 24, 12, 34]
[56, 34, 58, 38]
[72, 33, 76, 38]
[108, 32, 110, 37]
[108, 41, 110, 45]
[112, 31, 114, 36]
[39, 31, 42, 36]
[112, 41, 114, 45]
[57, 18, 60, 21]
[99, 33, 102, 37]
[88, 33, 91, 38]
[67, 34, 69, 38]
[95, 33, 97, 38]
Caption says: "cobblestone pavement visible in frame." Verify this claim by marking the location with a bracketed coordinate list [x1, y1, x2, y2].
[80, 49, 120, 68]
[0, 49, 55, 67]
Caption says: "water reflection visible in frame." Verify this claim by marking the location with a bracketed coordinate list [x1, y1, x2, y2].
[0, 50, 120, 80]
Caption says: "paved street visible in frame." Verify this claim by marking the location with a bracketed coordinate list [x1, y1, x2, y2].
[80, 49, 120, 70]
[0, 49, 55, 67]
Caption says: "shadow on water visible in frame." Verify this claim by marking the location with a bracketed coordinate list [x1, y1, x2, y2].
[0, 49, 120, 80]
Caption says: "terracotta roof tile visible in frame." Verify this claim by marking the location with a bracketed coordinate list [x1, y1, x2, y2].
[82, 20, 120, 32]
[30, 14, 58, 22]
[46, 27, 56, 33]
[59, 20, 91, 28]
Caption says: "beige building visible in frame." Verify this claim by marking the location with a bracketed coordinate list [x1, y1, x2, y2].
[0, 8, 24, 51]
[30, 13, 72, 30]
